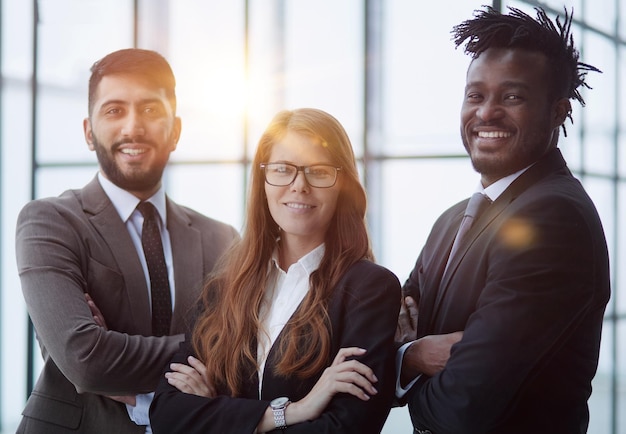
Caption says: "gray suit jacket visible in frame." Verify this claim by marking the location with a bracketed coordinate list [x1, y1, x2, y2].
[16, 176, 239, 433]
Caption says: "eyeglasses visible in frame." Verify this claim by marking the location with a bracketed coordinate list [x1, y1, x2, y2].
[260, 162, 342, 188]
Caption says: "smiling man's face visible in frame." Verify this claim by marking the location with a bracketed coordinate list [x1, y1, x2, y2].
[83, 73, 181, 199]
[460, 47, 569, 186]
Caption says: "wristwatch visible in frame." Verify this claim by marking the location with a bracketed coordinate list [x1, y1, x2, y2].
[270, 396, 290, 429]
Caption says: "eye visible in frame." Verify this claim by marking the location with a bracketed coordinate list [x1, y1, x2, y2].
[465, 92, 483, 102]
[307, 166, 333, 178]
[269, 164, 295, 176]
[143, 105, 165, 116]
[104, 107, 122, 116]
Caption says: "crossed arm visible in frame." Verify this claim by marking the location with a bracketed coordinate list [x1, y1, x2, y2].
[395, 295, 463, 387]
[165, 347, 379, 433]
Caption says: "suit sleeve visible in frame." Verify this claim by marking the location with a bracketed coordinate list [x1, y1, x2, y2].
[284, 263, 401, 433]
[150, 262, 401, 434]
[16, 200, 182, 394]
[407, 194, 609, 432]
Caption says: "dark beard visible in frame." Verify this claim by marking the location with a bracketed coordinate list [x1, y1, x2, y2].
[91, 134, 166, 192]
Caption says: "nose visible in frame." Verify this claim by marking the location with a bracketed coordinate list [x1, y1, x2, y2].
[476, 98, 504, 122]
[120, 110, 146, 137]
[290, 169, 310, 192]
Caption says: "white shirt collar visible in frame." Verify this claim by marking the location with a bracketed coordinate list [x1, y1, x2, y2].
[479, 165, 530, 202]
[97, 172, 167, 224]
[270, 243, 325, 274]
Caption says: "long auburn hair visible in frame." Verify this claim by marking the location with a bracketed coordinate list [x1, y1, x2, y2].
[192, 108, 373, 396]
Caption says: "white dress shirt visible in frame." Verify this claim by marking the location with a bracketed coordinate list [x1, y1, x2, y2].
[98, 173, 176, 432]
[257, 243, 325, 397]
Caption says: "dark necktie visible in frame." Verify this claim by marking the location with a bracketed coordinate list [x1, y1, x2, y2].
[137, 201, 172, 336]
[448, 192, 492, 264]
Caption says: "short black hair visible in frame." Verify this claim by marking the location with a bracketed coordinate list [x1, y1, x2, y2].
[452, 6, 599, 115]
[87, 48, 177, 116]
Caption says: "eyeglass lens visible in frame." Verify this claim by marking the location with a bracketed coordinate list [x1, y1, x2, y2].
[263, 163, 338, 188]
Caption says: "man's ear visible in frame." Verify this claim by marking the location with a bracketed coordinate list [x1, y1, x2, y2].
[553, 98, 572, 129]
[83, 118, 95, 151]
[169, 116, 182, 152]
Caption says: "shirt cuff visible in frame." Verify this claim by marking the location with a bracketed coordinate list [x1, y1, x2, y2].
[126, 392, 154, 429]
[395, 341, 421, 399]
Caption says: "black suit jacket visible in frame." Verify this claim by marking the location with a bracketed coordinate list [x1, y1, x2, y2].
[150, 260, 401, 433]
[16, 177, 239, 433]
[403, 148, 610, 433]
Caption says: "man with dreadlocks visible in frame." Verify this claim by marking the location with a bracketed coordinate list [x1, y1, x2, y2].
[395, 6, 610, 433]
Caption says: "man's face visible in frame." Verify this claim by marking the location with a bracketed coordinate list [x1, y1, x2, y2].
[83, 73, 181, 199]
[460, 48, 570, 186]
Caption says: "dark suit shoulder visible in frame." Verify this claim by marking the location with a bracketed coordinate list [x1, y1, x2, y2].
[343, 259, 401, 286]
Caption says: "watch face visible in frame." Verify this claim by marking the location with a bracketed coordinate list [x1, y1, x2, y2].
[271, 397, 289, 408]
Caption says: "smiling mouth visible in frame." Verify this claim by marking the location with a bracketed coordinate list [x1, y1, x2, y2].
[285, 203, 314, 209]
[477, 131, 513, 138]
[120, 148, 148, 156]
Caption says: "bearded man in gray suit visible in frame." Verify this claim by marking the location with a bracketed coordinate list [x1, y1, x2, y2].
[16, 48, 239, 433]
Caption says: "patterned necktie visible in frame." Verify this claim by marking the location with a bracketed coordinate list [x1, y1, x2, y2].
[447, 192, 492, 265]
[137, 201, 172, 336]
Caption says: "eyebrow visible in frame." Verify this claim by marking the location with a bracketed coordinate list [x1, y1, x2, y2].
[465, 80, 531, 92]
[100, 97, 165, 106]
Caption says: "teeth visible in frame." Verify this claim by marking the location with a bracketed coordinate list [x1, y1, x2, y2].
[121, 148, 147, 156]
[478, 131, 512, 138]
[286, 203, 313, 209]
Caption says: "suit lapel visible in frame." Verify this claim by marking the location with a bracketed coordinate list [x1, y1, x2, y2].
[417, 209, 463, 337]
[82, 177, 152, 335]
[166, 198, 205, 333]
[429, 148, 568, 328]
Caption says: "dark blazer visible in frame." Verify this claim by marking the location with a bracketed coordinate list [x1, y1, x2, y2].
[150, 260, 401, 434]
[403, 148, 610, 434]
[16, 176, 239, 434]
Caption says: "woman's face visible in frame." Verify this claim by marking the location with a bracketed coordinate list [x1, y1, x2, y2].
[264, 131, 341, 251]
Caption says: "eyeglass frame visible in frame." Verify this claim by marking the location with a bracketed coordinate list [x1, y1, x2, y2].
[260, 162, 342, 188]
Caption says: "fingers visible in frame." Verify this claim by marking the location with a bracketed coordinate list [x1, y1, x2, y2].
[324, 348, 378, 400]
[328, 366, 378, 399]
[404, 296, 418, 328]
[85, 293, 108, 330]
[331, 347, 366, 365]
[165, 358, 215, 397]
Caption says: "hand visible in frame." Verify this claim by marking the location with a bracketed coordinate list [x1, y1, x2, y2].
[165, 356, 216, 398]
[85, 293, 108, 330]
[395, 295, 418, 344]
[401, 331, 463, 385]
[290, 347, 378, 421]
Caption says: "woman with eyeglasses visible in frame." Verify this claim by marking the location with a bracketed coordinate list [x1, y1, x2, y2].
[149, 108, 400, 433]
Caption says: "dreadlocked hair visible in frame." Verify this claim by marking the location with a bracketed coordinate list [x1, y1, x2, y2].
[452, 6, 600, 135]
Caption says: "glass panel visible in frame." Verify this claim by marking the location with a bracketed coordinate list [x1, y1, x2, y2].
[167, 0, 247, 162]
[378, 158, 476, 279]
[35, 166, 99, 199]
[618, 320, 626, 434]
[589, 321, 613, 434]
[1, 2, 35, 427]
[619, 46, 626, 178]
[36, 0, 134, 164]
[382, 0, 477, 157]
[580, 34, 617, 176]
[583, 0, 616, 35]
[282, 0, 364, 156]
[617, 183, 626, 315]
[165, 163, 245, 232]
